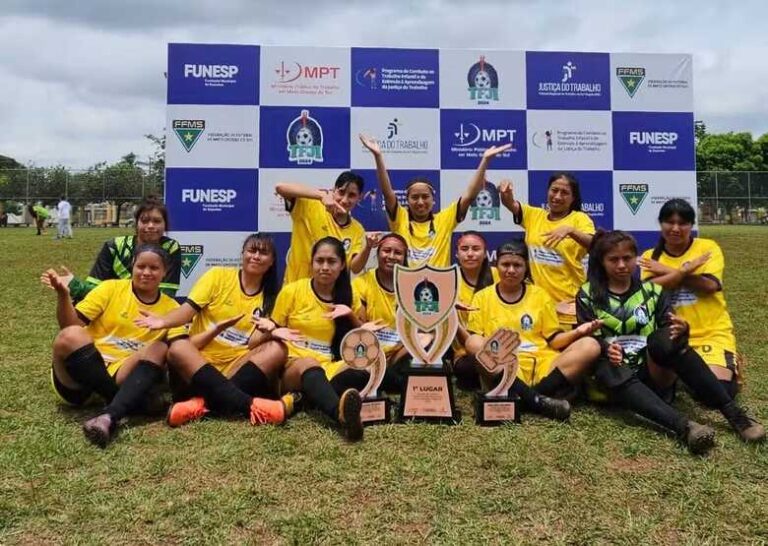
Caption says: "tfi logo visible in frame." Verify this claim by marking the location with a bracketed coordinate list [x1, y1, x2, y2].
[629, 132, 678, 145]
[275, 61, 341, 83]
[182, 189, 237, 203]
[453, 123, 516, 147]
[184, 64, 239, 79]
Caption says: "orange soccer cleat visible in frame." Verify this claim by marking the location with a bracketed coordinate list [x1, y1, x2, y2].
[249, 397, 286, 426]
[167, 397, 208, 428]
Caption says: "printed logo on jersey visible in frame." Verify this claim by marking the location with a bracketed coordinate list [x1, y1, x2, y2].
[633, 305, 649, 326]
[287, 109, 323, 165]
[342, 238, 352, 252]
[173, 120, 206, 152]
[619, 183, 649, 215]
[470, 181, 501, 225]
[529, 246, 565, 267]
[520, 314, 534, 331]
[467, 56, 499, 104]
[180, 244, 204, 278]
[616, 67, 646, 98]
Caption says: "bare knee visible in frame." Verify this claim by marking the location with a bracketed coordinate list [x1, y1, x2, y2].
[573, 336, 602, 359]
[140, 341, 169, 367]
[53, 325, 91, 355]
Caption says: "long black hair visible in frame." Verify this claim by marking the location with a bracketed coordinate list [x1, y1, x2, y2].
[586, 230, 638, 308]
[496, 240, 532, 283]
[312, 236, 354, 362]
[457, 231, 494, 293]
[650, 198, 696, 260]
[241, 233, 280, 317]
[548, 172, 582, 213]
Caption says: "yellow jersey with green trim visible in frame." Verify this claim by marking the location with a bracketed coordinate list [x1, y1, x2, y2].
[388, 200, 461, 268]
[641, 238, 735, 351]
[284, 197, 365, 284]
[75, 279, 183, 364]
[519, 203, 594, 307]
[187, 267, 269, 366]
[271, 278, 363, 364]
[352, 269, 400, 356]
[468, 283, 562, 364]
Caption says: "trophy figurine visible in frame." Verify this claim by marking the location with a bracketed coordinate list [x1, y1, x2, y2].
[341, 328, 391, 424]
[394, 264, 460, 424]
[474, 328, 521, 425]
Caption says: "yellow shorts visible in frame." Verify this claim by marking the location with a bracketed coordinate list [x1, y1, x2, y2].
[285, 356, 348, 381]
[50, 355, 123, 406]
[691, 342, 736, 371]
[517, 351, 558, 387]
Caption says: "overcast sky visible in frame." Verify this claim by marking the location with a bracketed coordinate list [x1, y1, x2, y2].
[0, 0, 763, 168]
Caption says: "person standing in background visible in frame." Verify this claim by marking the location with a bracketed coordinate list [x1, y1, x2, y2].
[56, 196, 73, 239]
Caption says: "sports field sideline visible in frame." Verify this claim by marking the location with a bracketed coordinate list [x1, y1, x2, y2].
[1, 226, 766, 544]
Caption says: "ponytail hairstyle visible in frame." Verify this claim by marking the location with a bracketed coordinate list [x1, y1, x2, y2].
[651, 198, 696, 260]
[312, 236, 354, 361]
[241, 233, 280, 316]
[495, 240, 532, 283]
[405, 177, 436, 236]
[586, 230, 638, 308]
[377, 232, 409, 267]
[457, 231, 494, 293]
[548, 172, 582, 213]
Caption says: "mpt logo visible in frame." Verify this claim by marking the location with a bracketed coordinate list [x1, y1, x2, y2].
[182, 189, 238, 203]
[184, 64, 239, 79]
[287, 109, 324, 165]
[275, 61, 340, 83]
[467, 56, 499, 104]
[453, 123, 516, 148]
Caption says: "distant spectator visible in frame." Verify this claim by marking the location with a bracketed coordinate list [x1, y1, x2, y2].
[32, 202, 49, 236]
[56, 196, 73, 239]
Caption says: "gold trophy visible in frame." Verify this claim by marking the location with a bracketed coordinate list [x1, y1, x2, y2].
[394, 264, 460, 423]
[341, 328, 391, 424]
[474, 328, 521, 425]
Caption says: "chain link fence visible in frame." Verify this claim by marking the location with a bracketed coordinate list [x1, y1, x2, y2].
[697, 171, 768, 224]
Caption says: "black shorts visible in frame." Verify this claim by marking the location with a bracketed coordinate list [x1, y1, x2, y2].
[50, 367, 93, 406]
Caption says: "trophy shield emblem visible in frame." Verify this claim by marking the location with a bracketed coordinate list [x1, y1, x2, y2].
[394, 264, 461, 424]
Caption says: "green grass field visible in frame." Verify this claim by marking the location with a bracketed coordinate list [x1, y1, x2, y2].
[1, 226, 767, 544]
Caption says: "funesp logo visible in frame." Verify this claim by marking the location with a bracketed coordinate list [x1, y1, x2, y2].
[181, 189, 238, 203]
[629, 131, 678, 145]
[184, 64, 239, 79]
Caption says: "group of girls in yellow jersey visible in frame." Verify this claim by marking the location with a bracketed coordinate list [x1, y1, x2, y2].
[41, 150, 764, 453]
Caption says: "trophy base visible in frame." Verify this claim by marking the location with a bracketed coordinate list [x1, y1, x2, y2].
[360, 396, 392, 425]
[397, 365, 460, 424]
[474, 393, 521, 426]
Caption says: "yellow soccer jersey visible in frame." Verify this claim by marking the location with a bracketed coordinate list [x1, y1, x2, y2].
[641, 238, 736, 352]
[186, 267, 269, 368]
[272, 278, 363, 365]
[284, 197, 365, 284]
[519, 203, 594, 315]
[454, 266, 500, 358]
[389, 200, 461, 268]
[75, 279, 183, 367]
[352, 269, 400, 356]
[468, 283, 563, 385]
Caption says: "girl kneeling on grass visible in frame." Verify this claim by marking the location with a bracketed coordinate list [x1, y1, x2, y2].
[43, 245, 185, 448]
[266, 236, 379, 442]
[135, 233, 295, 428]
[460, 241, 603, 421]
[576, 230, 764, 455]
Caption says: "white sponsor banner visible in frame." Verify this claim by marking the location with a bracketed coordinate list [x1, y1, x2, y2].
[439, 49, 526, 110]
[350, 107, 440, 169]
[166, 105, 258, 169]
[439, 170, 527, 233]
[169, 231, 251, 294]
[610, 53, 693, 112]
[260, 46, 350, 107]
[527, 110, 612, 171]
[612, 170, 697, 231]
[257, 169, 336, 233]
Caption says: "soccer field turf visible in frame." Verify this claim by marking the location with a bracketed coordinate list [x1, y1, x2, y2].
[1, 226, 767, 544]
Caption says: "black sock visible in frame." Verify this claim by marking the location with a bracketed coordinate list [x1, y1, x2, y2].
[230, 362, 272, 398]
[103, 361, 161, 421]
[672, 350, 732, 409]
[535, 368, 571, 396]
[301, 367, 339, 420]
[63, 344, 118, 401]
[191, 364, 252, 417]
[330, 369, 369, 395]
[511, 378, 546, 412]
[380, 358, 409, 394]
[453, 355, 481, 391]
[720, 379, 738, 401]
[612, 377, 688, 435]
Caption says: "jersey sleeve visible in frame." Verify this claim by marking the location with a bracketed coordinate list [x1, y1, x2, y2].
[656, 287, 675, 327]
[695, 241, 725, 286]
[466, 291, 487, 335]
[186, 268, 220, 311]
[388, 201, 407, 231]
[352, 276, 369, 306]
[160, 240, 181, 296]
[575, 287, 598, 324]
[75, 280, 115, 323]
[85, 240, 117, 289]
[576, 212, 596, 235]
[436, 200, 461, 231]
[639, 249, 654, 281]
[348, 223, 364, 260]
[271, 282, 295, 327]
[518, 203, 538, 229]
